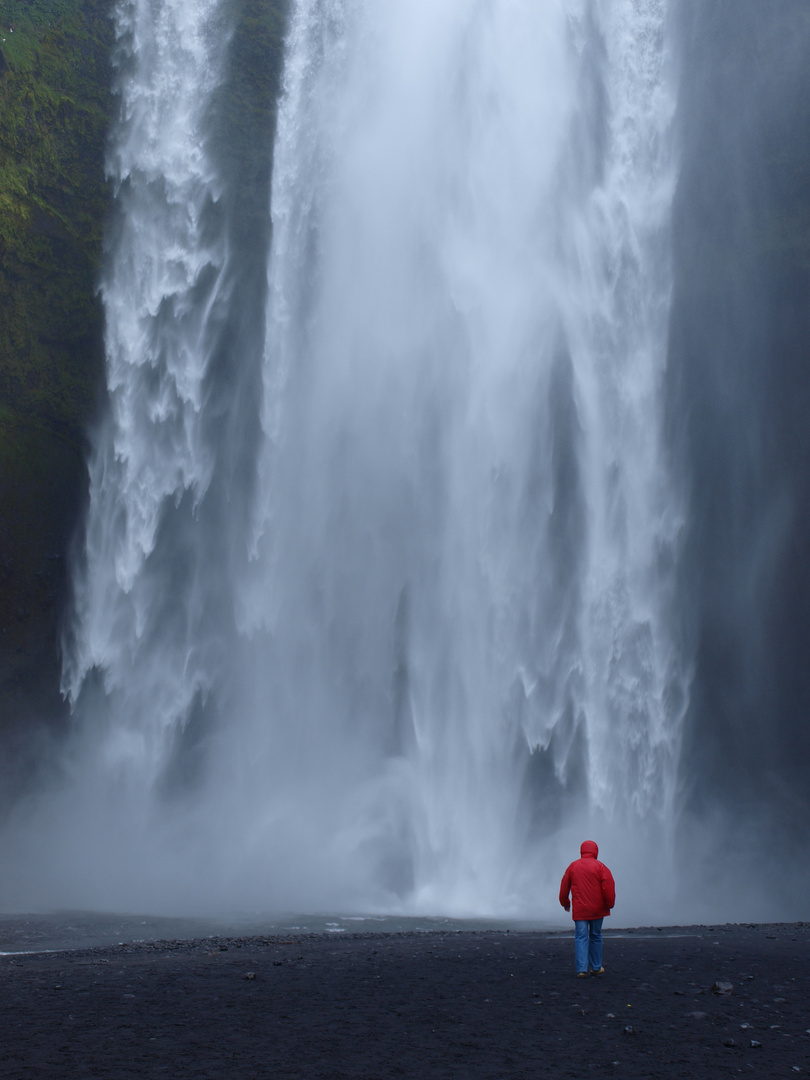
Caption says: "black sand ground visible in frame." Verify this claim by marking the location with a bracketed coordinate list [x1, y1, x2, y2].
[1, 922, 808, 1078]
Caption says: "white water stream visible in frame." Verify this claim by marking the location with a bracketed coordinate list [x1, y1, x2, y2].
[7, 0, 689, 920]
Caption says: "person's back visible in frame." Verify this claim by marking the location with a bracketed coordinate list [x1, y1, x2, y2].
[559, 840, 615, 976]
[562, 841, 615, 920]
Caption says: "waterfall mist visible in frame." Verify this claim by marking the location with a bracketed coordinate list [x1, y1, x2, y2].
[2, 0, 808, 924]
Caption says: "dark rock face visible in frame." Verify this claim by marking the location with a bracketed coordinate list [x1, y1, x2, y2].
[0, 0, 114, 803]
[668, 2, 810, 855]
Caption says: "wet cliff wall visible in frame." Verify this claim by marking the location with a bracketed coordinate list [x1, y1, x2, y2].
[669, 0, 810, 857]
[0, 0, 287, 802]
[0, 0, 113, 793]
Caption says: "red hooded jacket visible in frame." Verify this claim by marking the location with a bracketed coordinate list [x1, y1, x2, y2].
[559, 841, 616, 921]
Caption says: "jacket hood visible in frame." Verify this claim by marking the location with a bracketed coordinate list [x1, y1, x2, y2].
[580, 840, 599, 859]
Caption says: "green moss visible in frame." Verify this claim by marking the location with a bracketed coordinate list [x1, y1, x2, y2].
[0, 0, 112, 441]
[0, 0, 113, 730]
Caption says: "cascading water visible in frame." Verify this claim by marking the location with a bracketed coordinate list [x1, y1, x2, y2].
[243, 0, 686, 913]
[63, 0, 235, 773]
[10, 0, 690, 918]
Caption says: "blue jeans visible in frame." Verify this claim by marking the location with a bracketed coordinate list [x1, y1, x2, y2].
[574, 918, 603, 973]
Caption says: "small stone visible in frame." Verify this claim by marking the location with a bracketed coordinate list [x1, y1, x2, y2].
[711, 981, 733, 995]
[244, 972, 257, 980]
[723, 1039, 737, 1047]
[740, 1023, 752, 1030]
[624, 1025, 635, 1035]
[750, 1040, 762, 1048]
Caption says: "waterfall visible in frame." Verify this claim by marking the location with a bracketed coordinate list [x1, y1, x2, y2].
[243, 0, 686, 911]
[24, 0, 687, 917]
[62, 0, 239, 765]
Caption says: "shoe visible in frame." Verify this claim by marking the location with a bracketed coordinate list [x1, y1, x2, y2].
[576, 972, 589, 978]
[591, 967, 605, 976]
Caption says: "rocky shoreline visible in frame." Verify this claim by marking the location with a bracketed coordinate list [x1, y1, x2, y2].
[1, 921, 807, 1077]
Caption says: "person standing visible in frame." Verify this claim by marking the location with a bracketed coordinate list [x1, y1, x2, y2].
[559, 840, 616, 977]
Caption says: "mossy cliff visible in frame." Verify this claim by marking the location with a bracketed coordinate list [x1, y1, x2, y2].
[0, 0, 113, 774]
[0, 0, 287, 791]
